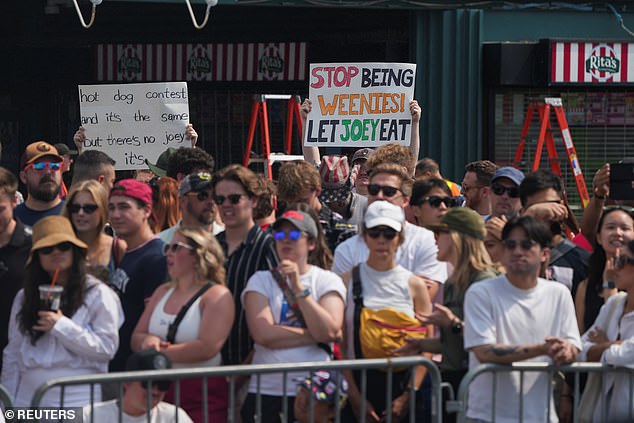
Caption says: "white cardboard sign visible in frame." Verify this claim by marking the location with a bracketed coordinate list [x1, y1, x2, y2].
[78, 82, 190, 170]
[304, 63, 416, 148]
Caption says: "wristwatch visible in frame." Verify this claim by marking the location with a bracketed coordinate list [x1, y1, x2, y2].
[451, 319, 463, 334]
[603, 280, 616, 289]
[295, 287, 311, 299]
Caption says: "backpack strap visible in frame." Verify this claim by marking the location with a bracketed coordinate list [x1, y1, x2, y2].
[166, 282, 213, 344]
[352, 264, 364, 359]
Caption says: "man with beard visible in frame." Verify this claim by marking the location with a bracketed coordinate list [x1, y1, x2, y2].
[461, 160, 498, 219]
[14, 141, 65, 226]
[158, 172, 223, 243]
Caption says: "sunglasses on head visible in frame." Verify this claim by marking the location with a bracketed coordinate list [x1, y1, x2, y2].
[502, 239, 538, 251]
[163, 241, 194, 255]
[366, 226, 398, 240]
[39, 242, 73, 255]
[615, 256, 634, 270]
[367, 184, 401, 198]
[189, 190, 212, 202]
[213, 194, 245, 205]
[274, 230, 303, 241]
[491, 183, 520, 198]
[67, 203, 99, 214]
[25, 161, 61, 172]
[421, 196, 458, 208]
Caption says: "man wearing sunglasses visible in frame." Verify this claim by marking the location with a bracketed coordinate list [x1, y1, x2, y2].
[14, 141, 65, 227]
[464, 215, 581, 423]
[158, 172, 223, 244]
[489, 166, 525, 219]
[461, 160, 498, 219]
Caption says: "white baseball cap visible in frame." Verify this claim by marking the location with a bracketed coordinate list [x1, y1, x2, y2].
[364, 201, 404, 232]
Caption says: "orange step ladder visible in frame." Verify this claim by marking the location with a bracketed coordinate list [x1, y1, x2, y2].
[242, 94, 303, 179]
[513, 97, 590, 209]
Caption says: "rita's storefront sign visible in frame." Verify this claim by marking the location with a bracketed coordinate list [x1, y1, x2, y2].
[96, 42, 307, 82]
[551, 41, 633, 84]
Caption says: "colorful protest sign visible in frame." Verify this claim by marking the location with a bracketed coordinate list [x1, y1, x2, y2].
[78, 82, 189, 170]
[304, 63, 416, 147]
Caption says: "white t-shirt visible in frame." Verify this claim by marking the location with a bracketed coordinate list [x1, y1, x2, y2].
[241, 266, 346, 397]
[463, 275, 581, 423]
[331, 222, 446, 283]
[83, 400, 193, 423]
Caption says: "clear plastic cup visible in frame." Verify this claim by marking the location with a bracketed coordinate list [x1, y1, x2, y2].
[38, 285, 64, 311]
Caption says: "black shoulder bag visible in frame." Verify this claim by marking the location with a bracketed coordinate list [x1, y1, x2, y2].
[166, 282, 213, 344]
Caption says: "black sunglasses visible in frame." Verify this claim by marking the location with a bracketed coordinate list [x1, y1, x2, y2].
[615, 256, 634, 270]
[502, 239, 537, 251]
[367, 184, 401, 198]
[67, 204, 99, 214]
[491, 183, 520, 198]
[39, 242, 73, 255]
[421, 196, 458, 208]
[213, 194, 245, 205]
[366, 226, 398, 240]
[189, 190, 212, 202]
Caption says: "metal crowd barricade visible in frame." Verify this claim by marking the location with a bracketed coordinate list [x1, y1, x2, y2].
[453, 362, 634, 423]
[31, 356, 443, 423]
[0, 384, 14, 409]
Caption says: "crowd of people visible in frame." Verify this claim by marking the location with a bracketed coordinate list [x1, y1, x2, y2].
[0, 100, 633, 423]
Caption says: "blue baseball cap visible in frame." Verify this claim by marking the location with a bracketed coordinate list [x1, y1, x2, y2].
[491, 166, 525, 186]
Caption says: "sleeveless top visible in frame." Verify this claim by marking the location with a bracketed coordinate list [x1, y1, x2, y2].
[344, 262, 415, 363]
[356, 262, 414, 316]
[148, 286, 222, 368]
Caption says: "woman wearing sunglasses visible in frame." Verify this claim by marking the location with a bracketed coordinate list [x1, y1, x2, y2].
[579, 239, 634, 421]
[575, 207, 634, 333]
[131, 228, 234, 422]
[241, 209, 346, 423]
[341, 200, 433, 423]
[409, 178, 457, 228]
[62, 180, 127, 284]
[395, 207, 497, 423]
[1, 215, 122, 407]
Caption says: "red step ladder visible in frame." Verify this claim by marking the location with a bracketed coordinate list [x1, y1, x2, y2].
[242, 94, 303, 179]
[513, 97, 590, 209]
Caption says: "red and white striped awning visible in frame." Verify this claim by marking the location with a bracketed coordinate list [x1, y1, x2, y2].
[551, 41, 634, 84]
[96, 42, 307, 82]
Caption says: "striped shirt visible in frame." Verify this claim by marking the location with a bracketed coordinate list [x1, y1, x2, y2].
[217, 224, 279, 365]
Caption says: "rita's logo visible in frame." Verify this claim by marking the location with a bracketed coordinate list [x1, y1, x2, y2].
[118, 46, 142, 79]
[188, 45, 212, 81]
[258, 45, 284, 80]
[585, 44, 620, 81]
